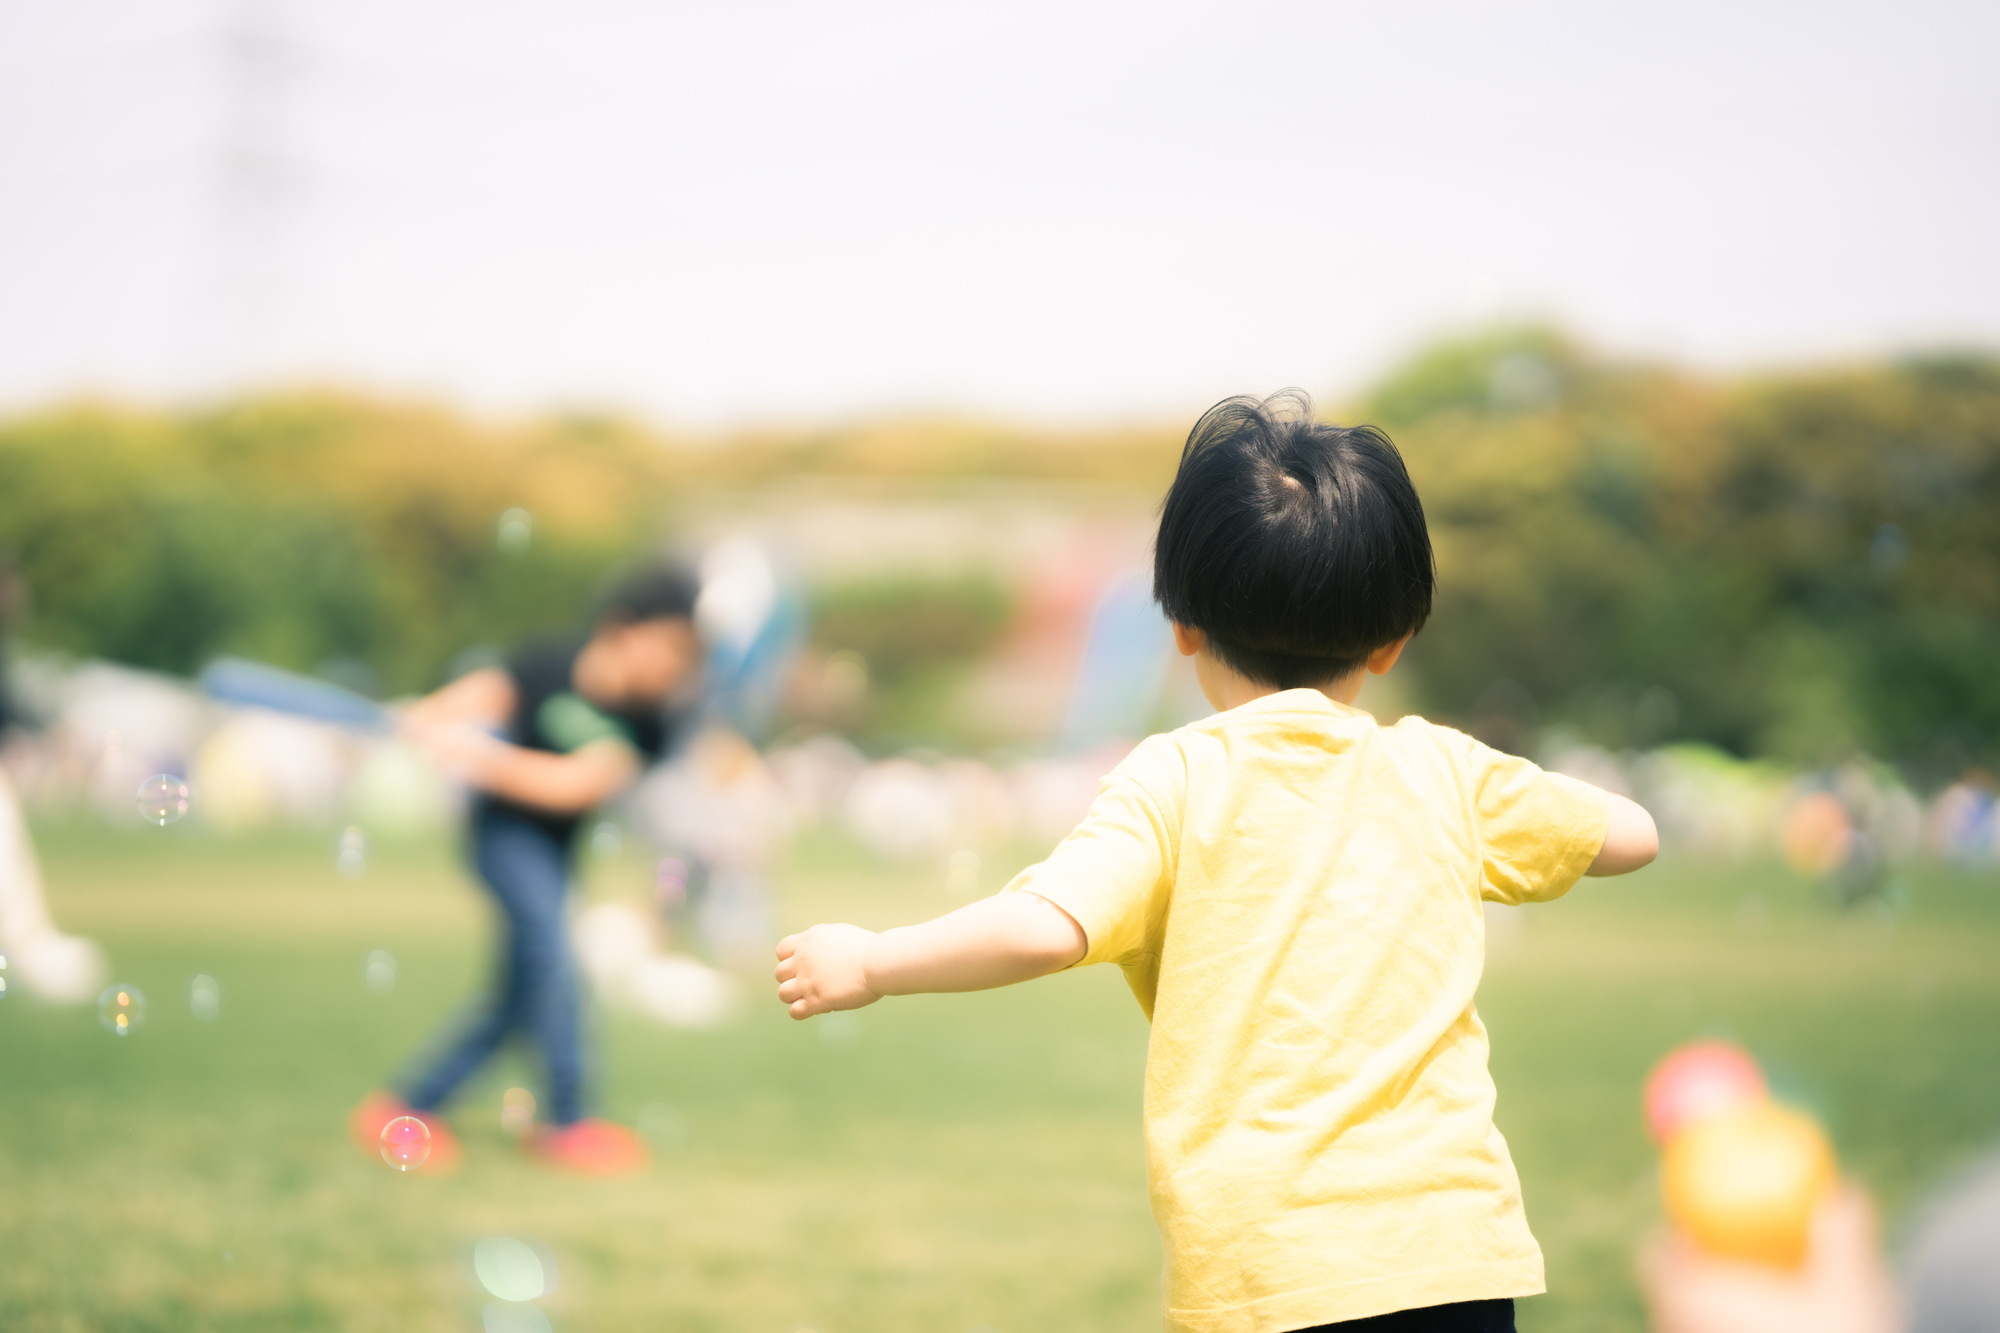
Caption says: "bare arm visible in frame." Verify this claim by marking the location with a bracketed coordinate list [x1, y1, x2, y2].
[401, 666, 513, 729]
[438, 734, 640, 814]
[1587, 792, 1660, 876]
[774, 892, 1088, 1020]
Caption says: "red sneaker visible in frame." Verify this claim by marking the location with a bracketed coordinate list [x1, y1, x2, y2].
[528, 1118, 650, 1177]
[348, 1090, 463, 1175]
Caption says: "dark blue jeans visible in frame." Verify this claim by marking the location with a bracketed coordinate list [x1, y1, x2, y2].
[400, 808, 585, 1126]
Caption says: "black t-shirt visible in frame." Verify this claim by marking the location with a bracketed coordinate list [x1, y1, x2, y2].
[474, 635, 673, 848]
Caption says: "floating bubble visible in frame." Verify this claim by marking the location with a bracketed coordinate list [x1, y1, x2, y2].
[336, 826, 367, 878]
[98, 984, 148, 1036]
[500, 1087, 536, 1137]
[495, 507, 533, 555]
[136, 774, 189, 826]
[473, 1235, 547, 1302]
[818, 1011, 860, 1049]
[0, 952, 8, 1000]
[654, 857, 688, 909]
[365, 949, 396, 995]
[189, 973, 221, 1021]
[380, 1115, 431, 1171]
[589, 821, 622, 859]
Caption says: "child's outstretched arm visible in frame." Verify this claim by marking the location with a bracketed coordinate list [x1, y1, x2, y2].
[775, 892, 1088, 1019]
[1586, 792, 1659, 876]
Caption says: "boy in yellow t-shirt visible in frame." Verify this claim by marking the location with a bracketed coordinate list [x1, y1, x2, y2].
[775, 391, 1659, 1332]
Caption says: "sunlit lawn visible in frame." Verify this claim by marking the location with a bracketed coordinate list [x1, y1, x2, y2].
[2, 817, 1996, 1333]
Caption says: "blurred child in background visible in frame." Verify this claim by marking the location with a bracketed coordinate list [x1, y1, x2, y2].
[350, 562, 701, 1175]
[776, 392, 1658, 1331]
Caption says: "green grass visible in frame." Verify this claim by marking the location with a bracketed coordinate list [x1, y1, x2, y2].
[2, 820, 1997, 1333]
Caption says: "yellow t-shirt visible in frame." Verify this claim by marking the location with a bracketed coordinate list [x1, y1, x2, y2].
[1001, 689, 1608, 1332]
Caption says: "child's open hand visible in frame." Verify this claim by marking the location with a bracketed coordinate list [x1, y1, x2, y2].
[774, 924, 880, 1019]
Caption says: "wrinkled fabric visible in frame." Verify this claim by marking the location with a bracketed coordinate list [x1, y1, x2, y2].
[1004, 690, 1606, 1332]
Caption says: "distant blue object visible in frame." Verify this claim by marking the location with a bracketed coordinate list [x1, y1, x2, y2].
[199, 657, 391, 731]
[1058, 569, 1176, 752]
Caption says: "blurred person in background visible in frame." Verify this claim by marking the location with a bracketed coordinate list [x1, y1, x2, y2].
[0, 553, 107, 1004]
[349, 562, 702, 1175]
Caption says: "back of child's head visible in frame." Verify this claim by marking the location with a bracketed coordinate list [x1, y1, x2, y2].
[595, 560, 700, 627]
[1154, 389, 1435, 689]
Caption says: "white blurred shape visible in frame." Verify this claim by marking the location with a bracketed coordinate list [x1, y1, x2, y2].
[0, 767, 106, 1005]
[192, 710, 350, 829]
[364, 948, 396, 994]
[696, 537, 778, 659]
[472, 1236, 545, 1302]
[190, 973, 221, 1021]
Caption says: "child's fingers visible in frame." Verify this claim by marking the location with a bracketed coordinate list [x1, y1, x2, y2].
[775, 934, 799, 961]
[777, 977, 806, 1004]
[788, 996, 817, 1020]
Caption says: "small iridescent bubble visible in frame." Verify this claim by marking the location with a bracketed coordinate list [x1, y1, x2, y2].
[136, 774, 189, 826]
[365, 949, 396, 995]
[589, 821, 622, 859]
[98, 984, 148, 1036]
[190, 974, 221, 1021]
[500, 1087, 536, 1137]
[495, 507, 533, 555]
[336, 825, 367, 878]
[0, 952, 8, 1000]
[379, 1115, 431, 1171]
[654, 858, 688, 909]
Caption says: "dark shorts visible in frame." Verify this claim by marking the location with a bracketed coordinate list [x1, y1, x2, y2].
[1289, 1297, 1515, 1332]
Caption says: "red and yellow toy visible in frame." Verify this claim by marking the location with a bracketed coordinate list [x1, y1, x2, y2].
[1646, 1040, 1837, 1268]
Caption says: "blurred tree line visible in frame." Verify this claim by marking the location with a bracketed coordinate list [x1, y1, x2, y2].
[1373, 331, 2000, 782]
[1, 331, 1994, 776]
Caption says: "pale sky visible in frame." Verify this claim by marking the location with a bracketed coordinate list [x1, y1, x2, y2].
[1, 0, 1995, 427]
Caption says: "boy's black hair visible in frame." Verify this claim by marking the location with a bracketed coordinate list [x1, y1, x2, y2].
[1153, 390, 1435, 689]
[596, 560, 700, 626]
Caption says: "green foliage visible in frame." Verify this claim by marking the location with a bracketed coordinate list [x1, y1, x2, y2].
[1370, 331, 2000, 774]
[0, 399, 660, 694]
[807, 573, 1016, 750]
[2, 333, 1995, 769]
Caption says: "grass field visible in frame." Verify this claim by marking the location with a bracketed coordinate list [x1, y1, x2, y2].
[2, 817, 1997, 1333]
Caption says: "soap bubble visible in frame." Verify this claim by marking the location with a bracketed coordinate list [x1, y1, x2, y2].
[500, 1087, 536, 1137]
[496, 507, 533, 555]
[0, 953, 8, 1000]
[336, 826, 367, 878]
[189, 973, 221, 1021]
[98, 984, 148, 1036]
[473, 1235, 547, 1301]
[365, 949, 396, 994]
[136, 774, 189, 826]
[379, 1115, 431, 1171]
[590, 821, 622, 858]
[654, 857, 688, 909]
[819, 1011, 860, 1048]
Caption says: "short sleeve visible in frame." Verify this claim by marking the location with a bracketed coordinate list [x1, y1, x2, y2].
[535, 692, 638, 754]
[1000, 743, 1179, 973]
[1468, 741, 1610, 905]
